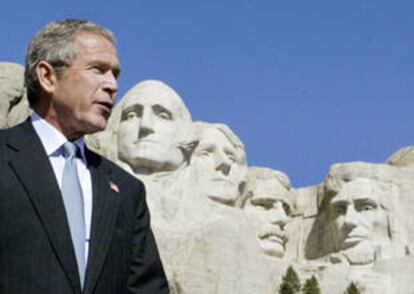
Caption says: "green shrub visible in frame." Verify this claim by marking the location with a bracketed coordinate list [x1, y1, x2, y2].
[345, 282, 361, 294]
[279, 266, 301, 294]
[302, 275, 321, 294]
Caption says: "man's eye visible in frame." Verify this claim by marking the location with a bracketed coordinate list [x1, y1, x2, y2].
[112, 69, 120, 79]
[153, 105, 172, 120]
[255, 202, 272, 210]
[333, 205, 346, 215]
[91, 66, 104, 73]
[157, 111, 171, 120]
[359, 204, 376, 212]
[226, 153, 236, 163]
[199, 150, 211, 157]
[125, 112, 137, 120]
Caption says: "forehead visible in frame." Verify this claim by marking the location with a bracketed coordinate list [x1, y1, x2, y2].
[73, 32, 118, 61]
[196, 127, 234, 149]
[333, 179, 381, 203]
[122, 85, 183, 113]
[250, 178, 288, 201]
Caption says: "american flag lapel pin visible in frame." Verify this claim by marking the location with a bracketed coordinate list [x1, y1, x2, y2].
[109, 181, 120, 194]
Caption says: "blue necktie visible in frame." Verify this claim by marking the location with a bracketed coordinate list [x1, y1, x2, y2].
[61, 142, 86, 288]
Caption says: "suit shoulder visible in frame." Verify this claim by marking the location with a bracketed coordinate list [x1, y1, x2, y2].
[0, 125, 14, 141]
[0, 119, 34, 144]
[0, 123, 23, 156]
[104, 157, 143, 185]
[87, 149, 145, 190]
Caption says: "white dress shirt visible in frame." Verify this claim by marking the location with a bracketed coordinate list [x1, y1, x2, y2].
[31, 112, 92, 265]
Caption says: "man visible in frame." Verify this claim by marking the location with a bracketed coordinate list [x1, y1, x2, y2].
[240, 167, 292, 258]
[326, 176, 405, 265]
[116, 80, 192, 176]
[189, 121, 247, 206]
[0, 19, 168, 293]
[109, 80, 194, 224]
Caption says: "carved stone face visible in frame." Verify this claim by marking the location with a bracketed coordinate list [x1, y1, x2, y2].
[117, 81, 190, 173]
[191, 126, 246, 205]
[243, 178, 290, 258]
[329, 179, 390, 259]
[0, 62, 25, 128]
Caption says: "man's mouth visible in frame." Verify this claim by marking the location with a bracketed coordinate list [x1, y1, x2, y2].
[135, 139, 156, 145]
[210, 177, 230, 183]
[95, 101, 113, 115]
[344, 235, 366, 242]
[260, 231, 286, 245]
[341, 234, 368, 248]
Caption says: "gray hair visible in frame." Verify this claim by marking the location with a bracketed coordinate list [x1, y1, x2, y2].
[25, 19, 116, 107]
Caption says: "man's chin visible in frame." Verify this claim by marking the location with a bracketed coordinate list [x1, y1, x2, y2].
[340, 236, 369, 250]
[124, 155, 169, 173]
[261, 240, 285, 258]
[340, 241, 375, 265]
[207, 191, 238, 205]
[83, 116, 109, 134]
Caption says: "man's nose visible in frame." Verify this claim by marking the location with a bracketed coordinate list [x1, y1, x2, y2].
[214, 151, 232, 175]
[343, 206, 359, 229]
[138, 110, 154, 137]
[270, 202, 288, 229]
[103, 72, 118, 98]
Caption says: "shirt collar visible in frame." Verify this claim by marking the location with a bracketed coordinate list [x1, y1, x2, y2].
[31, 112, 87, 162]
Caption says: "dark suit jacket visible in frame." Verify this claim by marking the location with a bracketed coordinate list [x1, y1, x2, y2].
[0, 120, 169, 293]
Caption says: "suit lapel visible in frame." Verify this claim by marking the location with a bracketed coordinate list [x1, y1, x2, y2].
[83, 149, 119, 294]
[7, 121, 82, 293]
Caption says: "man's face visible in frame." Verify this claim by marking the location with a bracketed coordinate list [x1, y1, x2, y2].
[51, 32, 119, 139]
[0, 63, 25, 128]
[243, 178, 290, 258]
[329, 179, 389, 253]
[117, 86, 186, 172]
[191, 127, 246, 205]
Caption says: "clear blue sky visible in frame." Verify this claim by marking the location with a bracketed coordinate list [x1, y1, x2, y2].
[1, 1, 413, 187]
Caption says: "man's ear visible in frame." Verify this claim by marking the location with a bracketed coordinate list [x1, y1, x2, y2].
[36, 61, 58, 95]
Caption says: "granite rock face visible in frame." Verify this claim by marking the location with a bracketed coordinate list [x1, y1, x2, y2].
[1, 68, 412, 293]
[387, 146, 414, 167]
[0, 62, 31, 128]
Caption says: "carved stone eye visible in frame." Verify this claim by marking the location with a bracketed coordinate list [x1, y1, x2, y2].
[253, 201, 272, 210]
[226, 152, 236, 163]
[200, 150, 211, 157]
[356, 199, 378, 212]
[157, 111, 171, 120]
[153, 105, 172, 120]
[332, 204, 347, 216]
[125, 111, 138, 120]
[359, 204, 376, 212]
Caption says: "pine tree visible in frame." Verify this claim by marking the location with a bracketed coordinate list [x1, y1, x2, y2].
[279, 266, 301, 294]
[302, 275, 321, 294]
[280, 283, 294, 294]
[345, 282, 361, 294]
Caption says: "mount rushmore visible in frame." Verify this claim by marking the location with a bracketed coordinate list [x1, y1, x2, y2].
[1, 62, 413, 293]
